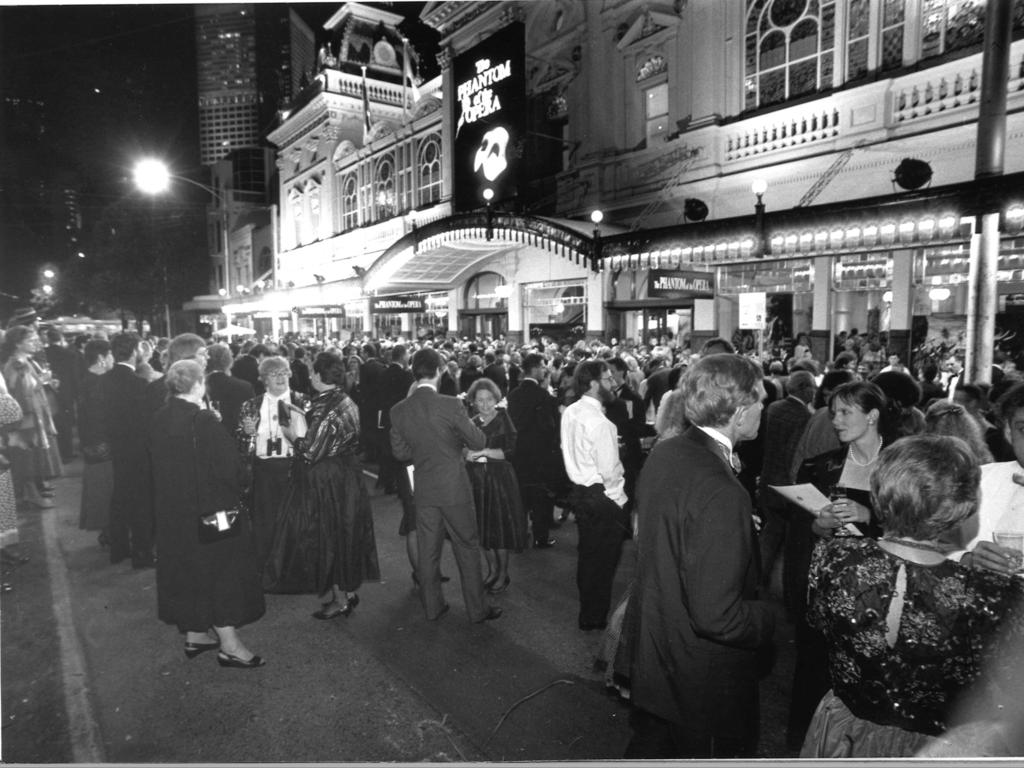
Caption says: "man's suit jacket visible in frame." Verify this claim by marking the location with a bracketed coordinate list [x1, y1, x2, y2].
[205, 370, 254, 436]
[628, 426, 774, 736]
[96, 365, 149, 504]
[759, 395, 812, 498]
[482, 362, 508, 397]
[44, 343, 79, 407]
[506, 378, 561, 484]
[380, 363, 414, 430]
[231, 354, 261, 393]
[389, 386, 485, 508]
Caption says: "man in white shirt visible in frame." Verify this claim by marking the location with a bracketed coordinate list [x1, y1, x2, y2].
[561, 360, 627, 631]
[950, 382, 1024, 574]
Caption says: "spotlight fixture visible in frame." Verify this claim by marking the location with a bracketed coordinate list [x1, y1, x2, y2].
[352, 266, 367, 277]
[313, 274, 325, 284]
[683, 198, 708, 222]
[893, 158, 933, 191]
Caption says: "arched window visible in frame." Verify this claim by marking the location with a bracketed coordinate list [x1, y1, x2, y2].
[744, 0, 836, 109]
[341, 174, 358, 232]
[463, 271, 508, 310]
[417, 134, 442, 207]
[288, 187, 303, 246]
[307, 178, 321, 238]
[373, 155, 396, 221]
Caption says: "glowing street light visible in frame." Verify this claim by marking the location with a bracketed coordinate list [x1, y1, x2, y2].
[133, 158, 172, 195]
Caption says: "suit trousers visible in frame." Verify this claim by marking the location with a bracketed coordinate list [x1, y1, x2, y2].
[624, 706, 756, 759]
[416, 502, 487, 622]
[574, 491, 626, 626]
[519, 481, 553, 544]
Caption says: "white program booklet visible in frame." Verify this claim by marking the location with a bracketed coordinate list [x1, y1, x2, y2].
[768, 484, 861, 536]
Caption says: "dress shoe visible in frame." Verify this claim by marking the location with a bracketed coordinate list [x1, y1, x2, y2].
[132, 556, 155, 569]
[487, 576, 511, 595]
[19, 495, 54, 509]
[184, 640, 220, 659]
[217, 651, 266, 669]
[412, 571, 451, 587]
[313, 602, 346, 620]
[482, 572, 497, 589]
[579, 620, 608, 632]
[474, 606, 503, 623]
[1, 583, 12, 593]
[430, 603, 451, 620]
[534, 538, 556, 549]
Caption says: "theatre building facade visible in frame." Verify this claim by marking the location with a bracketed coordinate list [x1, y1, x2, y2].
[214, 0, 1024, 360]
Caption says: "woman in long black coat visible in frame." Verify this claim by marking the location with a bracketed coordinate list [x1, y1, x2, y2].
[150, 360, 266, 668]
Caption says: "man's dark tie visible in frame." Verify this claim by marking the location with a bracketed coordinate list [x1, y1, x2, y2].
[716, 442, 741, 475]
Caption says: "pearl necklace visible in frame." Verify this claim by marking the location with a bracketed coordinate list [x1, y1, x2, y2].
[849, 436, 883, 467]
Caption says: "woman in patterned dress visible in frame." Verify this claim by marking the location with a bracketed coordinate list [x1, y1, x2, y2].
[0, 326, 62, 509]
[263, 352, 380, 618]
[801, 434, 1024, 757]
[465, 377, 526, 594]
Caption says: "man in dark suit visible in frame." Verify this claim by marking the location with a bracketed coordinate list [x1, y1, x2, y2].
[507, 353, 561, 548]
[43, 328, 80, 461]
[389, 348, 502, 624]
[482, 350, 509, 397]
[605, 356, 648, 509]
[626, 353, 774, 759]
[205, 342, 254, 436]
[756, 370, 816, 593]
[230, 342, 269, 395]
[379, 344, 415, 494]
[358, 342, 387, 464]
[97, 332, 151, 566]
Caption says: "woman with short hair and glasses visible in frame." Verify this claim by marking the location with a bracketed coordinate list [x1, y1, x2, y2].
[235, 356, 309, 571]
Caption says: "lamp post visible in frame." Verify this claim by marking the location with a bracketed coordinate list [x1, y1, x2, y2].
[590, 209, 603, 272]
[133, 159, 230, 336]
[483, 187, 495, 241]
[751, 179, 770, 258]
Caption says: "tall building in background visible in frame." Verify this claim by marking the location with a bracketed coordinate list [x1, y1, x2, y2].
[195, 4, 315, 165]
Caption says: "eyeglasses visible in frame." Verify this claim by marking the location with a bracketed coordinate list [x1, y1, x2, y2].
[264, 372, 290, 379]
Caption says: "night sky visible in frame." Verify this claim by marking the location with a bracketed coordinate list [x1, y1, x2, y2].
[0, 2, 432, 318]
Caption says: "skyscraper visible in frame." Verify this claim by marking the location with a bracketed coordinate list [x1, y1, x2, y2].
[194, 4, 315, 166]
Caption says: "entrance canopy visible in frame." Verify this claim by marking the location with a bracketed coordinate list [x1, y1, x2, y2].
[364, 211, 609, 294]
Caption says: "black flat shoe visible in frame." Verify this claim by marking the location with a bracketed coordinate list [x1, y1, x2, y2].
[184, 640, 220, 659]
[534, 538, 557, 549]
[217, 651, 265, 668]
[312, 603, 346, 620]
[487, 576, 510, 595]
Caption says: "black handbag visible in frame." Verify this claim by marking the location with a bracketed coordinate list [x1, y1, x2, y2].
[197, 509, 241, 544]
[192, 412, 241, 544]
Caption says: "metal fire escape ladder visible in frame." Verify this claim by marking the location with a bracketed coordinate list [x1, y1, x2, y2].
[630, 147, 701, 231]
[795, 148, 855, 208]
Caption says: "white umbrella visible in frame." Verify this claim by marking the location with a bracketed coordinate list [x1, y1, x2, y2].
[213, 324, 256, 337]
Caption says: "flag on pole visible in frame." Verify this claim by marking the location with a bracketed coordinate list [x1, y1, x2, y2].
[361, 65, 372, 144]
[402, 39, 421, 110]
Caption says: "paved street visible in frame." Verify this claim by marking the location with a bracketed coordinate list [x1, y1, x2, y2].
[1, 458, 798, 763]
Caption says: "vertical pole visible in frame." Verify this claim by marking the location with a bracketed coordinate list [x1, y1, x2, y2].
[965, 0, 1012, 386]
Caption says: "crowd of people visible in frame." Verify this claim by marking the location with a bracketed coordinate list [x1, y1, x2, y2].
[1, 305, 1023, 757]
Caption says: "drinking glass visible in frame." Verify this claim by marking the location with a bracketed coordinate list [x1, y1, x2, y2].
[993, 531, 1024, 573]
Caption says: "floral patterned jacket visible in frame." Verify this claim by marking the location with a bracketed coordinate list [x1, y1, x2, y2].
[807, 536, 1024, 735]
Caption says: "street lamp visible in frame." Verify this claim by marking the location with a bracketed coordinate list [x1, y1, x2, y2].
[132, 158, 231, 335]
[751, 179, 771, 257]
[590, 209, 603, 272]
[483, 187, 494, 241]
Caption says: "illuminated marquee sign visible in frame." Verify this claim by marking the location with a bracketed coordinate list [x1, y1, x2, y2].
[451, 22, 525, 212]
[647, 270, 715, 300]
[370, 296, 427, 314]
